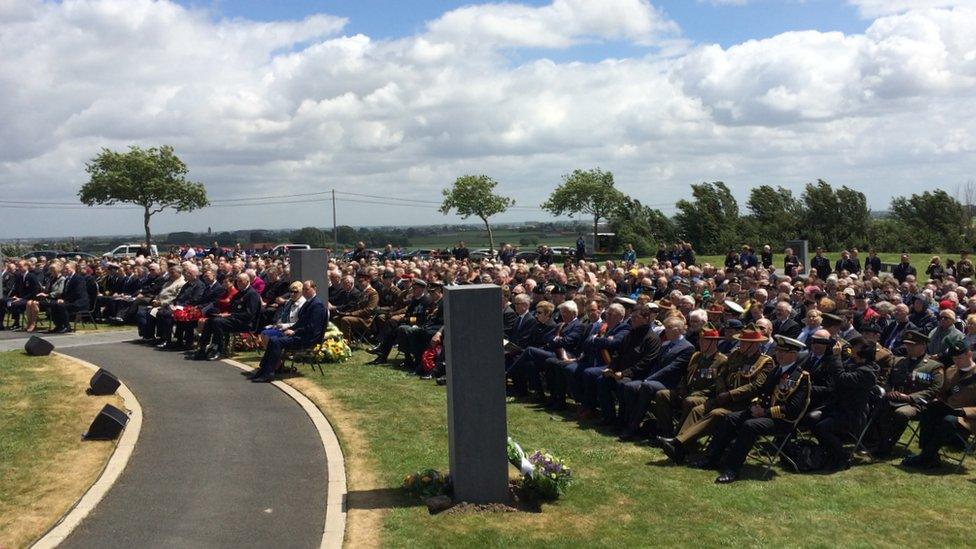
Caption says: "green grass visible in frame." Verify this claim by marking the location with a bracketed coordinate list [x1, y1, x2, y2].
[239, 350, 972, 548]
[0, 351, 119, 547]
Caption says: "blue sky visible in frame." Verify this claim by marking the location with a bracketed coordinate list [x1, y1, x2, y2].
[3, 0, 974, 238]
[178, 0, 870, 49]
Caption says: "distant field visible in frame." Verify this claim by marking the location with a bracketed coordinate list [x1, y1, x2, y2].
[407, 229, 580, 250]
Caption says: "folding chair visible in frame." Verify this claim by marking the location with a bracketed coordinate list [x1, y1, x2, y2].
[852, 385, 886, 458]
[73, 300, 99, 331]
[940, 430, 976, 469]
[748, 395, 812, 479]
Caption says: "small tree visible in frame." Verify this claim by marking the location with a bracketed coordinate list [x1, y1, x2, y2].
[541, 168, 624, 251]
[440, 175, 514, 254]
[78, 145, 208, 245]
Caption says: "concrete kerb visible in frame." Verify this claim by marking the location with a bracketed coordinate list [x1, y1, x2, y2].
[222, 358, 347, 549]
[31, 353, 144, 549]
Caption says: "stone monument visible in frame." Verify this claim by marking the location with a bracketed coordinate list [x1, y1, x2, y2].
[289, 248, 329, 293]
[443, 284, 509, 504]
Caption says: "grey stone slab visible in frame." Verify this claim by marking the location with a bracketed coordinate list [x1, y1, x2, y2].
[58, 342, 327, 548]
[443, 284, 509, 504]
[289, 249, 329, 294]
[787, 239, 809, 274]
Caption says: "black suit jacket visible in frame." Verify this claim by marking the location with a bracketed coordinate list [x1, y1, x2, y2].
[644, 337, 695, 389]
[174, 278, 205, 306]
[773, 318, 802, 339]
[509, 311, 538, 350]
[62, 274, 89, 309]
[291, 296, 327, 346]
[195, 281, 224, 306]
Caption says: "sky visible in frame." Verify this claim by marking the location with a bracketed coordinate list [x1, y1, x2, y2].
[2, 0, 976, 239]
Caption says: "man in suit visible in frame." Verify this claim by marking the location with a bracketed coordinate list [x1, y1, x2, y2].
[399, 282, 445, 374]
[586, 303, 662, 427]
[193, 273, 262, 360]
[892, 254, 917, 284]
[155, 264, 205, 349]
[772, 301, 801, 338]
[0, 260, 42, 330]
[367, 279, 430, 365]
[514, 300, 585, 402]
[47, 262, 89, 333]
[619, 315, 695, 440]
[173, 268, 224, 350]
[692, 335, 811, 483]
[250, 280, 327, 382]
[566, 303, 630, 417]
[881, 303, 915, 351]
[811, 247, 831, 279]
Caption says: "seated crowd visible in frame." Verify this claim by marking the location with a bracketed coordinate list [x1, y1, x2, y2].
[3, 241, 975, 482]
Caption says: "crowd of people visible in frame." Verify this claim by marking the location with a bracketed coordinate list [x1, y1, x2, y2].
[3, 239, 975, 482]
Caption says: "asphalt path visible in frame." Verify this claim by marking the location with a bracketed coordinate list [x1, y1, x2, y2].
[58, 341, 328, 548]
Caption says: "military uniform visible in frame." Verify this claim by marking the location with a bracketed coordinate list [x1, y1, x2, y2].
[653, 350, 727, 437]
[337, 283, 380, 340]
[873, 352, 944, 456]
[674, 347, 774, 446]
[905, 350, 976, 467]
[703, 356, 811, 480]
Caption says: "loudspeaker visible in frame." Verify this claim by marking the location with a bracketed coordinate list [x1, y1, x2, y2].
[88, 368, 121, 396]
[25, 336, 54, 356]
[83, 404, 129, 441]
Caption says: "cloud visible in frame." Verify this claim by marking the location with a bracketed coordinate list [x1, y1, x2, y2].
[847, 0, 976, 17]
[1, 1, 976, 239]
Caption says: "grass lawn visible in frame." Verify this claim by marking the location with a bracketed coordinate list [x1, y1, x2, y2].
[235, 350, 973, 548]
[0, 351, 123, 548]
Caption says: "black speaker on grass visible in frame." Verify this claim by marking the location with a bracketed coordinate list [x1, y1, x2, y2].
[88, 368, 121, 396]
[25, 336, 54, 356]
[82, 404, 129, 441]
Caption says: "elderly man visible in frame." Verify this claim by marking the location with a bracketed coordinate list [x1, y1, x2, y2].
[871, 330, 944, 457]
[47, 262, 90, 334]
[193, 272, 262, 361]
[619, 315, 695, 441]
[155, 264, 205, 349]
[928, 309, 964, 357]
[881, 303, 916, 351]
[137, 264, 185, 341]
[903, 338, 976, 469]
[250, 281, 327, 383]
[337, 273, 380, 342]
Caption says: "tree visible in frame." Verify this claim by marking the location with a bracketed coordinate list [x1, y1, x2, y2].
[609, 197, 676, 256]
[890, 190, 967, 252]
[799, 180, 869, 250]
[674, 182, 740, 254]
[78, 145, 208, 245]
[541, 168, 624, 250]
[440, 175, 515, 253]
[745, 185, 802, 244]
[291, 227, 329, 248]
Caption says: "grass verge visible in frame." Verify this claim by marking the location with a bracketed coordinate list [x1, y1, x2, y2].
[236, 350, 972, 548]
[0, 351, 123, 548]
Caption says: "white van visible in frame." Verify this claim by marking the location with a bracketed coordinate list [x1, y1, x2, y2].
[103, 244, 159, 259]
[269, 243, 311, 257]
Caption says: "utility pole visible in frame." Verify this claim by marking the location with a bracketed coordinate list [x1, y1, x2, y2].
[332, 188, 338, 251]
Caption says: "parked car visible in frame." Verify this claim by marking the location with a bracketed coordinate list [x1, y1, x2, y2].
[24, 250, 65, 260]
[269, 243, 311, 257]
[403, 249, 433, 260]
[56, 252, 98, 261]
[103, 244, 159, 259]
[470, 248, 497, 260]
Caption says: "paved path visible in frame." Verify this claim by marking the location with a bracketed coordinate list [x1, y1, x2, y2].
[59, 342, 328, 548]
[0, 329, 138, 352]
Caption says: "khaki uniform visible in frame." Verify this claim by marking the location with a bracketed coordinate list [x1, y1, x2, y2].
[337, 287, 380, 340]
[653, 351, 727, 437]
[872, 355, 944, 454]
[942, 366, 976, 432]
[675, 350, 774, 445]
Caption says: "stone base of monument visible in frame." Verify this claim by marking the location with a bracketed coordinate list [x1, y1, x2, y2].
[424, 479, 541, 515]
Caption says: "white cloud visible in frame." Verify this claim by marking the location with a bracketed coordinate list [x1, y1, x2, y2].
[1, 0, 976, 239]
[847, 0, 976, 17]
